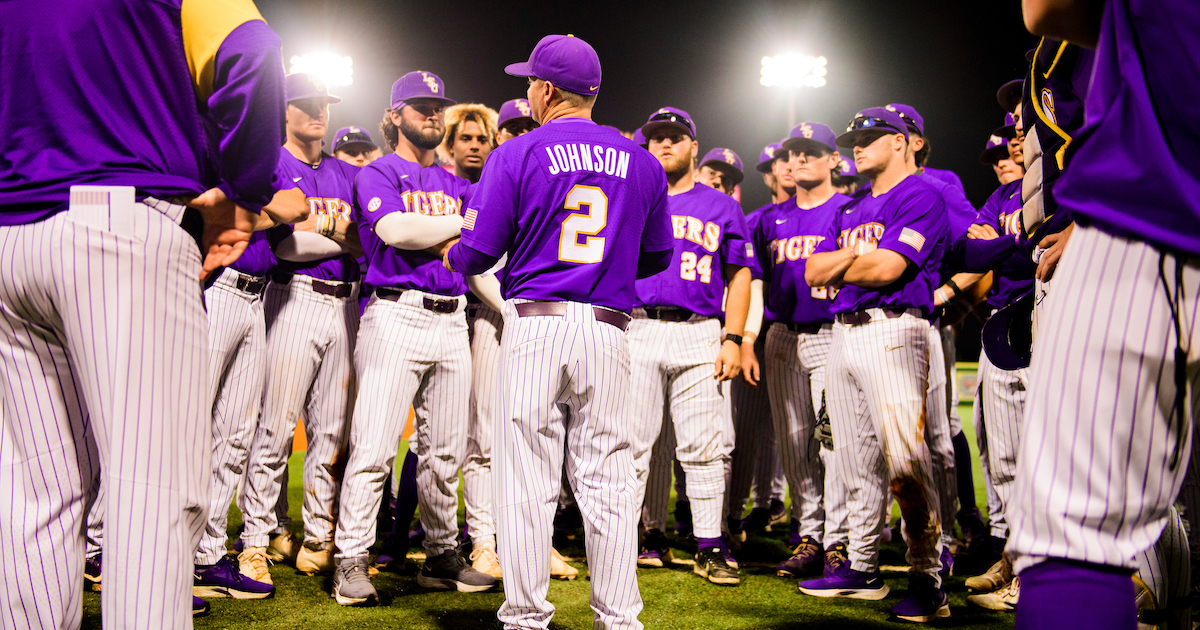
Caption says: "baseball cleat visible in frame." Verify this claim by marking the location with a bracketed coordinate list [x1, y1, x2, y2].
[332, 556, 377, 606]
[719, 535, 739, 570]
[469, 546, 503, 580]
[787, 518, 802, 546]
[417, 549, 497, 592]
[967, 576, 1019, 611]
[193, 556, 275, 600]
[374, 540, 410, 573]
[798, 552, 890, 600]
[296, 540, 335, 575]
[192, 596, 209, 617]
[674, 499, 694, 537]
[550, 547, 579, 580]
[938, 544, 953, 579]
[725, 516, 745, 547]
[238, 546, 273, 586]
[84, 554, 102, 592]
[694, 545, 740, 586]
[965, 557, 1013, 593]
[741, 507, 772, 534]
[891, 575, 951, 622]
[776, 536, 824, 578]
[768, 498, 788, 528]
[266, 531, 301, 564]
[637, 529, 674, 568]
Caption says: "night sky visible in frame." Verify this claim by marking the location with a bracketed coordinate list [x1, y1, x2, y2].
[257, 0, 1038, 213]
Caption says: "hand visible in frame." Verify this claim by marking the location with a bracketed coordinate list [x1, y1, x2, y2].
[186, 187, 253, 282]
[739, 340, 760, 386]
[967, 223, 999, 240]
[714, 340, 742, 382]
[440, 238, 460, 272]
[1036, 223, 1074, 282]
[853, 240, 876, 256]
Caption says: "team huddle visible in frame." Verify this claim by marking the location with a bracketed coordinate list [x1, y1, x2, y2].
[1, 1, 1197, 630]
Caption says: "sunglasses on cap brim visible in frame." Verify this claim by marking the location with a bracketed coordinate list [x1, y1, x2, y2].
[646, 111, 695, 136]
[846, 117, 904, 135]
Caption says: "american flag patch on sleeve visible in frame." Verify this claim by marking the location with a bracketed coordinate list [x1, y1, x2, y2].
[462, 208, 478, 230]
[745, 243, 755, 258]
[898, 227, 925, 252]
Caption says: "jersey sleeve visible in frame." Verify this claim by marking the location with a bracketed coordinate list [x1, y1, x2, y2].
[747, 212, 768, 280]
[353, 162, 407, 234]
[458, 146, 519, 258]
[640, 169, 674, 253]
[877, 188, 946, 267]
[719, 200, 753, 269]
[812, 206, 843, 255]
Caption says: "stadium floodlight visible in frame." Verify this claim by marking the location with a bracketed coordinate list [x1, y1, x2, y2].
[289, 52, 354, 87]
[760, 54, 828, 89]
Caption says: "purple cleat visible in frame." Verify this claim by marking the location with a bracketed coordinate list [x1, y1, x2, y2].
[194, 556, 275, 600]
[193, 596, 209, 616]
[637, 529, 674, 568]
[798, 546, 890, 600]
[939, 544, 953, 579]
[891, 574, 951, 622]
[776, 535, 823, 578]
[84, 554, 102, 592]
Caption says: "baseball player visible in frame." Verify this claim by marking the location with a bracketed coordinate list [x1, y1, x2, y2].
[332, 70, 496, 605]
[749, 122, 851, 579]
[802, 107, 950, 622]
[496, 98, 540, 143]
[0, 0, 284, 624]
[438, 103, 499, 184]
[628, 106, 752, 586]
[832, 156, 867, 196]
[445, 33, 674, 629]
[333, 126, 383, 167]
[694, 148, 744, 196]
[1008, 2, 1199, 627]
[238, 73, 364, 580]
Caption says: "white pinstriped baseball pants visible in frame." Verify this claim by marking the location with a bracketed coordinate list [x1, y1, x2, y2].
[971, 346, 1028, 540]
[726, 342, 786, 520]
[464, 304, 503, 549]
[195, 269, 267, 564]
[827, 313, 943, 585]
[0, 190, 207, 630]
[495, 300, 642, 630]
[1010, 225, 1200, 575]
[240, 275, 358, 548]
[628, 315, 730, 540]
[923, 325, 956, 546]
[335, 290, 470, 559]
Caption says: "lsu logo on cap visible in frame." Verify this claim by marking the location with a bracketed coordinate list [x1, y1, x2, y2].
[516, 100, 531, 116]
[989, 134, 1003, 146]
[349, 126, 361, 133]
[800, 123, 814, 139]
[421, 72, 439, 94]
[723, 149, 735, 164]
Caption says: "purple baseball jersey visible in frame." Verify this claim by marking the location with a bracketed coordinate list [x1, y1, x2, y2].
[971, 180, 1035, 309]
[450, 117, 673, 312]
[229, 232, 275, 278]
[1054, 0, 1200, 256]
[745, 203, 778, 323]
[0, 1, 284, 224]
[814, 175, 948, 316]
[919, 168, 976, 240]
[353, 152, 470, 295]
[634, 184, 752, 318]
[270, 148, 361, 282]
[754, 194, 851, 325]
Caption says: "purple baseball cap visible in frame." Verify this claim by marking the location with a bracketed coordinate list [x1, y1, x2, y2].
[886, 104, 924, 136]
[836, 107, 909, 148]
[699, 147, 744, 184]
[997, 79, 1023, 112]
[755, 142, 782, 173]
[835, 155, 857, 177]
[505, 34, 602, 97]
[632, 128, 647, 147]
[332, 126, 376, 153]
[640, 107, 697, 141]
[992, 112, 1017, 140]
[979, 133, 1010, 164]
[390, 71, 454, 111]
[497, 98, 535, 128]
[285, 73, 342, 103]
[778, 122, 839, 158]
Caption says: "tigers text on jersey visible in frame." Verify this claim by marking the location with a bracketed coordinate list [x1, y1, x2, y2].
[973, 180, 1035, 309]
[453, 117, 673, 312]
[752, 193, 850, 325]
[634, 183, 752, 318]
[353, 152, 470, 295]
[814, 176, 948, 316]
[270, 148, 361, 282]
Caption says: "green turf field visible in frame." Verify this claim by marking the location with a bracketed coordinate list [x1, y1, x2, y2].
[83, 401, 1015, 629]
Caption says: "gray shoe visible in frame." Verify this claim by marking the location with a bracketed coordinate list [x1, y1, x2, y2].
[417, 549, 497, 592]
[332, 557, 377, 606]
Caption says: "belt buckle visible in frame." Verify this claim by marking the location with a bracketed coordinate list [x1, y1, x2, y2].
[423, 296, 456, 313]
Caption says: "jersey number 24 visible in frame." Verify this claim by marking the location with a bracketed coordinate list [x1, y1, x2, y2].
[559, 185, 607, 264]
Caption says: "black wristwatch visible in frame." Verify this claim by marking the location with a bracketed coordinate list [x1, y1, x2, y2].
[723, 334, 743, 346]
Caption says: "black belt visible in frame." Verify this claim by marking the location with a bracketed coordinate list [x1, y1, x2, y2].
[272, 273, 354, 299]
[836, 308, 913, 326]
[784, 322, 825, 335]
[515, 301, 630, 331]
[232, 272, 266, 295]
[643, 307, 696, 322]
[376, 287, 460, 313]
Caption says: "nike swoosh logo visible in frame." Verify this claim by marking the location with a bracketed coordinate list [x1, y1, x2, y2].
[292, 176, 303, 183]
[590, 86, 599, 91]
[885, 344, 904, 352]
[775, 218, 787, 224]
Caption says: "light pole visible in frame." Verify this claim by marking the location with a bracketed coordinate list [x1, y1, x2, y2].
[288, 52, 355, 87]
[760, 54, 827, 129]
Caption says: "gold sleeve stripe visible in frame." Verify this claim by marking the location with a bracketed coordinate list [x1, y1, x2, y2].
[181, 0, 266, 100]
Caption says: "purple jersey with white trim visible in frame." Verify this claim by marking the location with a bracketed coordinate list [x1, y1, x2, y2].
[353, 152, 469, 295]
[455, 117, 672, 312]
[974, 180, 1035, 309]
[745, 203, 777, 322]
[814, 175, 948, 316]
[0, 0, 285, 224]
[754, 194, 850, 325]
[270, 148, 361, 282]
[1054, 0, 1200, 256]
[634, 184, 752, 318]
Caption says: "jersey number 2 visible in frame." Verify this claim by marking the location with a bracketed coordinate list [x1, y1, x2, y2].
[558, 185, 608, 264]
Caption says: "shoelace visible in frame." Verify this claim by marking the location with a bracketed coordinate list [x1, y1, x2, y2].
[792, 541, 819, 557]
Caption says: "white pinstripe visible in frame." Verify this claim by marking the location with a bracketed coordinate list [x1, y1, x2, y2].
[923, 325, 956, 547]
[240, 275, 358, 548]
[334, 290, 470, 559]
[196, 269, 267, 564]
[1010, 224, 1200, 575]
[727, 342, 787, 521]
[0, 189, 208, 629]
[642, 419, 675, 532]
[764, 325, 831, 540]
[827, 314, 944, 585]
[464, 304, 503, 549]
[628, 315, 730, 540]
[495, 299, 642, 630]
[971, 346, 1027, 542]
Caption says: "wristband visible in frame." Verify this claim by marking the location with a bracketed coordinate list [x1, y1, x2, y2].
[723, 334, 743, 346]
[935, 288, 950, 305]
[945, 278, 963, 299]
[318, 214, 336, 238]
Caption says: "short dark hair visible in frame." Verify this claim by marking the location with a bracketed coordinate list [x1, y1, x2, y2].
[914, 136, 931, 167]
[380, 110, 399, 150]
